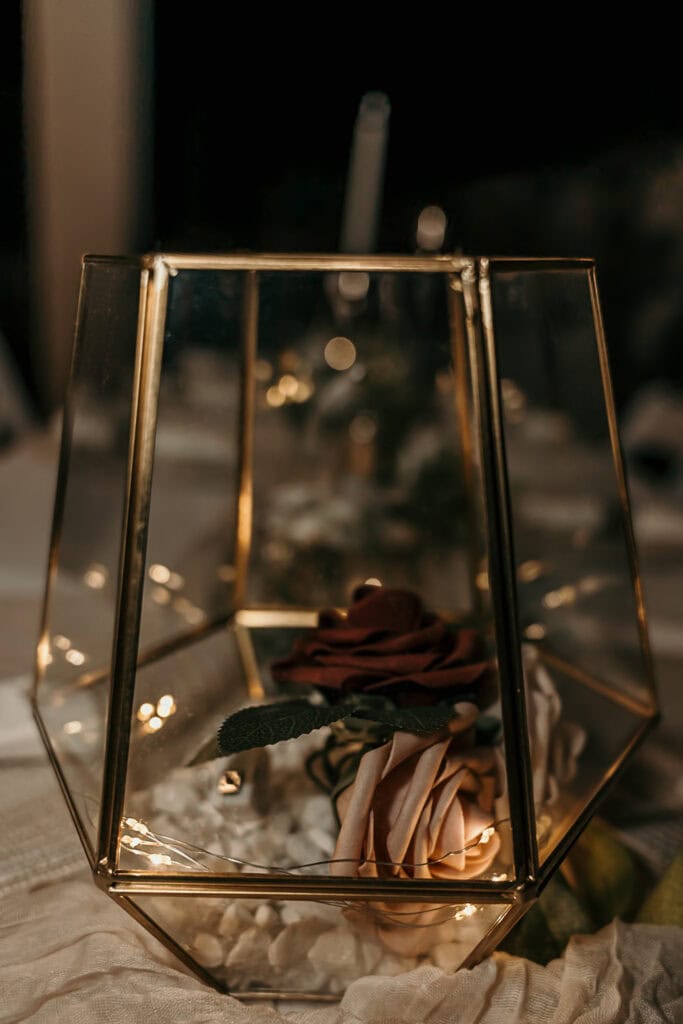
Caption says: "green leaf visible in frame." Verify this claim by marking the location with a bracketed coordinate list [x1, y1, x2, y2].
[636, 846, 683, 927]
[365, 703, 457, 734]
[499, 871, 595, 964]
[563, 817, 653, 926]
[218, 699, 346, 755]
[218, 696, 463, 758]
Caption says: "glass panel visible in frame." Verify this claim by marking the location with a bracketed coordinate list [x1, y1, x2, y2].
[530, 656, 648, 864]
[137, 270, 243, 653]
[489, 265, 654, 864]
[122, 267, 517, 890]
[490, 267, 652, 706]
[128, 892, 510, 997]
[35, 259, 143, 850]
[122, 624, 249, 832]
[249, 270, 471, 611]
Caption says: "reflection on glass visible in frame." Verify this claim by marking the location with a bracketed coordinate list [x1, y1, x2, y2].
[137, 271, 244, 655]
[490, 266, 654, 860]
[250, 271, 470, 613]
[491, 268, 652, 709]
[35, 261, 143, 849]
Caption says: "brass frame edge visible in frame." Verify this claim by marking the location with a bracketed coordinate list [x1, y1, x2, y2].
[233, 270, 258, 608]
[108, 890, 228, 993]
[588, 266, 659, 712]
[97, 258, 168, 868]
[468, 258, 538, 883]
[31, 704, 97, 867]
[459, 898, 534, 969]
[447, 274, 482, 617]
[80, 253, 596, 274]
[106, 875, 521, 901]
[31, 259, 89, 704]
[539, 648, 657, 719]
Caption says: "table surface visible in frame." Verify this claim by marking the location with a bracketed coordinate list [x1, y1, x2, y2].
[1, 423, 681, 1023]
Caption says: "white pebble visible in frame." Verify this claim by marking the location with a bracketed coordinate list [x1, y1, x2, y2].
[225, 927, 272, 986]
[254, 904, 279, 929]
[193, 932, 223, 968]
[268, 810, 293, 835]
[284, 832, 318, 867]
[308, 928, 359, 980]
[301, 901, 343, 926]
[217, 902, 253, 938]
[301, 794, 336, 833]
[196, 800, 225, 830]
[280, 904, 303, 925]
[269, 919, 334, 970]
[150, 781, 197, 816]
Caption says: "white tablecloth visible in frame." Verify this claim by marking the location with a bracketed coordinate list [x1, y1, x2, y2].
[1, 426, 682, 1023]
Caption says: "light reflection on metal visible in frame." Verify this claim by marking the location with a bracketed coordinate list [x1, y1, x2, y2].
[37, 636, 51, 670]
[63, 720, 83, 735]
[65, 649, 86, 666]
[454, 903, 477, 921]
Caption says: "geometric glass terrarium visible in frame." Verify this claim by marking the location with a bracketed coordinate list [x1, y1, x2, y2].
[32, 253, 659, 1000]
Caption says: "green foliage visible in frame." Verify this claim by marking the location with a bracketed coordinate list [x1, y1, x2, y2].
[637, 847, 683, 927]
[500, 817, 675, 965]
[217, 695, 459, 757]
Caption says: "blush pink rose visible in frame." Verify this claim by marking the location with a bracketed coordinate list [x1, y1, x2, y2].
[330, 703, 501, 882]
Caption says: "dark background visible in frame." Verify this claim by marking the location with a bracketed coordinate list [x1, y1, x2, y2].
[4, 5, 683, 418]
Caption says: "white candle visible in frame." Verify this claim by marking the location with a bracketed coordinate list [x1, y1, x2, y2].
[339, 91, 391, 253]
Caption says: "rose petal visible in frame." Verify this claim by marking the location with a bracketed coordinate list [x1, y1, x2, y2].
[347, 588, 424, 632]
[410, 798, 435, 879]
[331, 742, 392, 876]
[382, 736, 451, 867]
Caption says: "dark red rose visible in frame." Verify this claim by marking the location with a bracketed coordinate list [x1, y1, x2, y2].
[270, 585, 491, 707]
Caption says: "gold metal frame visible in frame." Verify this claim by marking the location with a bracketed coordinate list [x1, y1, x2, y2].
[31, 252, 659, 997]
